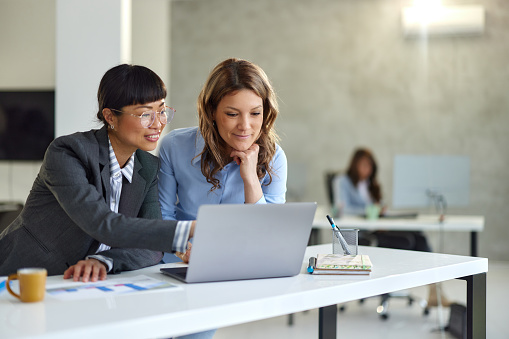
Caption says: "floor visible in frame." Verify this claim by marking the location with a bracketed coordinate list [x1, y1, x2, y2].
[214, 261, 509, 339]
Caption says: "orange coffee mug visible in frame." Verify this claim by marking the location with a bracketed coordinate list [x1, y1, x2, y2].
[6, 268, 47, 302]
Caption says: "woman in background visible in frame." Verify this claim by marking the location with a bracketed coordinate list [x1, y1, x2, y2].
[158, 58, 287, 229]
[336, 148, 431, 251]
[336, 148, 449, 307]
[336, 148, 383, 216]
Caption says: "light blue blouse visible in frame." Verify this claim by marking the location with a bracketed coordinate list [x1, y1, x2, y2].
[335, 175, 372, 215]
[158, 127, 287, 221]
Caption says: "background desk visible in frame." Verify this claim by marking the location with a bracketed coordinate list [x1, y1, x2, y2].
[313, 208, 485, 256]
[0, 245, 487, 339]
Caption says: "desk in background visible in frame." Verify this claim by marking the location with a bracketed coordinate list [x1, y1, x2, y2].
[0, 244, 487, 339]
[312, 206, 484, 256]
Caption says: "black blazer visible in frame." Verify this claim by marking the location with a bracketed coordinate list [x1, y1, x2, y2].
[0, 127, 178, 276]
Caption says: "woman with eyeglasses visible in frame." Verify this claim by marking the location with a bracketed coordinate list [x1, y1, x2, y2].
[158, 58, 287, 263]
[0, 64, 195, 282]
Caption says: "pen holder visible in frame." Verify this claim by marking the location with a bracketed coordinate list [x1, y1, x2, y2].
[332, 228, 359, 255]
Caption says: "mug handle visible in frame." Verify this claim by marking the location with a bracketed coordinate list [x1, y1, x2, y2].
[6, 274, 21, 300]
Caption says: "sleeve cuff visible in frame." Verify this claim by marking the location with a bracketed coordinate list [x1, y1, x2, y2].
[173, 220, 192, 253]
[86, 255, 113, 273]
[254, 195, 267, 204]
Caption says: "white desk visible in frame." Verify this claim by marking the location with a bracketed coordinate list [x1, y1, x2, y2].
[313, 208, 484, 256]
[0, 245, 487, 339]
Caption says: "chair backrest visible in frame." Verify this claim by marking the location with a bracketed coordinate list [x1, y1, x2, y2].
[324, 171, 341, 206]
[0, 203, 23, 234]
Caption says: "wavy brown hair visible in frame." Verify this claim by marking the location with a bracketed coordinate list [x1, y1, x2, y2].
[346, 148, 382, 203]
[197, 58, 279, 191]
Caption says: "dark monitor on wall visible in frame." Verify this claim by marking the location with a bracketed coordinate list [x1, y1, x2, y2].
[0, 90, 55, 160]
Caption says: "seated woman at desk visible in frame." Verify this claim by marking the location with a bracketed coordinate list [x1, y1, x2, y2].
[158, 58, 287, 262]
[335, 148, 383, 216]
[335, 148, 431, 251]
[0, 64, 194, 282]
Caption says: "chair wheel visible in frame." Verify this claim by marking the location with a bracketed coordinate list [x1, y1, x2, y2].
[380, 313, 389, 320]
[423, 308, 430, 316]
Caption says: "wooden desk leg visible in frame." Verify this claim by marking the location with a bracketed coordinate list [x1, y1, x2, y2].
[470, 231, 478, 257]
[459, 273, 486, 339]
[319, 304, 337, 339]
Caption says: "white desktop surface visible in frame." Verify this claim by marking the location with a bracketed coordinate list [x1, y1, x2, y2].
[0, 245, 488, 339]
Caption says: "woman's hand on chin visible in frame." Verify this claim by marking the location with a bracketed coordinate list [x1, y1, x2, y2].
[230, 143, 259, 181]
[231, 144, 263, 203]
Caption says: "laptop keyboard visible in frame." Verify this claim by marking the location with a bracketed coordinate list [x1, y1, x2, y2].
[173, 268, 187, 279]
[161, 267, 188, 280]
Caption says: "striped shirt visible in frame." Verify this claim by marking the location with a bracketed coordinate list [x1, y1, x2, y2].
[88, 138, 190, 271]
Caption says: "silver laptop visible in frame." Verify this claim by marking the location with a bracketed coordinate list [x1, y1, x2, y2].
[160, 202, 317, 283]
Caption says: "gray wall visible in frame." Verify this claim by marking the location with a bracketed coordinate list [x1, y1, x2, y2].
[169, 0, 509, 260]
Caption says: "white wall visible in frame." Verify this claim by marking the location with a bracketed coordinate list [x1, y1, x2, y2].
[55, 0, 132, 137]
[0, 0, 56, 202]
[0, 0, 55, 90]
[0, 0, 171, 202]
[131, 0, 172, 154]
[131, 0, 171, 97]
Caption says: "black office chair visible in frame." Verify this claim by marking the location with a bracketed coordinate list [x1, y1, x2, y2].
[323, 172, 429, 320]
[324, 171, 340, 209]
[0, 202, 23, 234]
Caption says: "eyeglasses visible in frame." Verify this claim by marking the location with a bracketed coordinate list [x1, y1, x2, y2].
[109, 106, 175, 128]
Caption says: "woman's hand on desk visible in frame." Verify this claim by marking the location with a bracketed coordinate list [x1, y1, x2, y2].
[63, 258, 107, 283]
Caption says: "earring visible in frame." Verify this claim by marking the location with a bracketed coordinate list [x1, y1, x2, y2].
[110, 124, 114, 130]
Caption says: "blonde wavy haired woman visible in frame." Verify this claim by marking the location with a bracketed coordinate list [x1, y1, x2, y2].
[158, 57, 287, 252]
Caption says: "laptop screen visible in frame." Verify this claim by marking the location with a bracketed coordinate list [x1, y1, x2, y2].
[160, 202, 317, 283]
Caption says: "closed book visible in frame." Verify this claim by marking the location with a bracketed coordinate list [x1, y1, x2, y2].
[311, 254, 372, 275]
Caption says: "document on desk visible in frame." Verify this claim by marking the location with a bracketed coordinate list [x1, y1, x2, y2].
[0, 278, 6, 294]
[46, 275, 181, 301]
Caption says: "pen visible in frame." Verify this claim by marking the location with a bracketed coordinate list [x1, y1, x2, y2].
[326, 215, 351, 255]
[307, 257, 316, 273]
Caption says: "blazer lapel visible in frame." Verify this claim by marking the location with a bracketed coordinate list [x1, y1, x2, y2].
[118, 153, 146, 217]
[100, 164, 110, 205]
[96, 126, 112, 205]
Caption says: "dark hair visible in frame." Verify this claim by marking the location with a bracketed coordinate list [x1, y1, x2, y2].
[346, 148, 382, 203]
[197, 58, 279, 191]
[96, 64, 167, 126]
